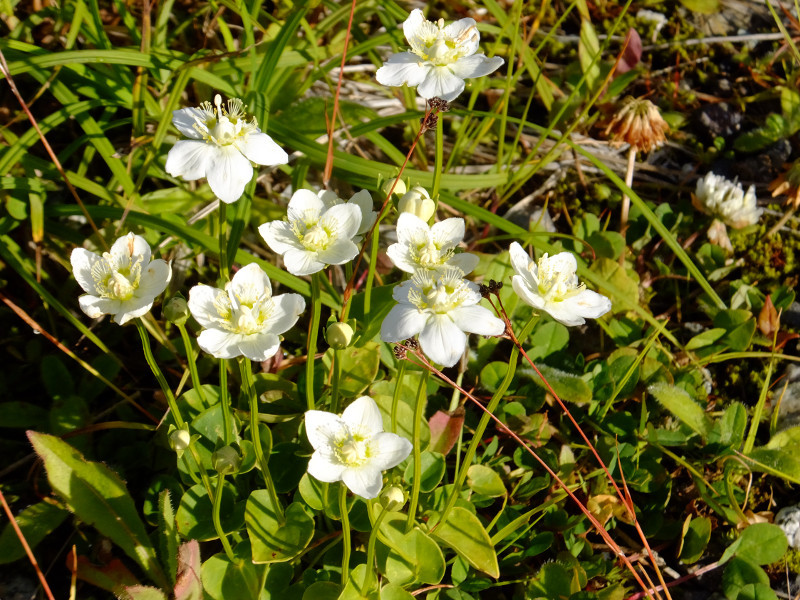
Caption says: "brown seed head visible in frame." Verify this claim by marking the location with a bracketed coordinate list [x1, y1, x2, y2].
[769, 160, 800, 210]
[605, 97, 669, 153]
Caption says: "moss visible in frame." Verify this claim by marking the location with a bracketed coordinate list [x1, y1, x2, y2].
[732, 220, 799, 287]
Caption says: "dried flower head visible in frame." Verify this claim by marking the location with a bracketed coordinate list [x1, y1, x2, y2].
[769, 160, 800, 210]
[605, 97, 669, 153]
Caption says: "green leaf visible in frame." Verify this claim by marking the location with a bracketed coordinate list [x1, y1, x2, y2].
[27, 432, 167, 587]
[736, 583, 779, 600]
[522, 364, 593, 405]
[375, 510, 445, 585]
[466, 465, 506, 498]
[526, 322, 569, 361]
[723, 557, 769, 600]
[720, 523, 788, 566]
[246, 493, 314, 563]
[0, 501, 68, 564]
[744, 448, 800, 484]
[713, 309, 756, 352]
[336, 342, 381, 397]
[339, 564, 379, 600]
[734, 114, 789, 152]
[158, 491, 179, 587]
[578, 19, 602, 93]
[381, 583, 415, 600]
[201, 552, 262, 600]
[678, 0, 720, 13]
[648, 383, 712, 438]
[121, 586, 168, 600]
[403, 451, 445, 493]
[430, 507, 499, 578]
[176, 483, 244, 541]
[709, 402, 747, 448]
[679, 516, 711, 564]
[302, 582, 342, 600]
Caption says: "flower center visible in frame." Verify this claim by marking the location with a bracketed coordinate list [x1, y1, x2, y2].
[211, 286, 274, 335]
[302, 225, 332, 251]
[334, 428, 372, 467]
[536, 254, 583, 303]
[92, 253, 142, 302]
[413, 18, 477, 66]
[193, 95, 259, 147]
[408, 267, 472, 314]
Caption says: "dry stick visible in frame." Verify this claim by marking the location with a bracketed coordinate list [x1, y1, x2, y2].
[0, 291, 158, 423]
[0, 489, 57, 600]
[322, 0, 358, 188]
[0, 49, 108, 251]
[491, 294, 673, 600]
[408, 350, 656, 600]
[339, 105, 434, 320]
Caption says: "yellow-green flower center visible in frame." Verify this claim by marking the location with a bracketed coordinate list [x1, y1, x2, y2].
[91, 253, 143, 302]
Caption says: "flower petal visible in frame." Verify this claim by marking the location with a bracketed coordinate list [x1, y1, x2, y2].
[451, 305, 505, 336]
[196, 328, 241, 359]
[417, 67, 466, 102]
[305, 410, 346, 450]
[115, 296, 157, 325]
[448, 252, 479, 275]
[288, 189, 325, 221]
[320, 203, 361, 241]
[369, 432, 412, 470]
[71, 248, 103, 295]
[548, 290, 612, 326]
[78, 295, 120, 320]
[307, 451, 347, 483]
[508, 242, 533, 277]
[235, 132, 288, 167]
[442, 18, 480, 57]
[341, 396, 384, 435]
[395, 212, 430, 246]
[171, 108, 207, 139]
[230, 263, 272, 302]
[206, 146, 253, 204]
[236, 332, 280, 362]
[449, 54, 505, 80]
[418, 314, 467, 367]
[349, 190, 376, 235]
[282, 248, 325, 276]
[376, 52, 430, 88]
[262, 293, 306, 335]
[342, 464, 383, 499]
[110, 233, 151, 264]
[316, 239, 359, 267]
[188, 284, 225, 329]
[431, 217, 465, 249]
[380, 305, 428, 342]
[136, 259, 171, 301]
[165, 140, 211, 181]
[259, 221, 303, 256]
[403, 9, 437, 55]
[511, 275, 546, 311]
[385, 243, 417, 273]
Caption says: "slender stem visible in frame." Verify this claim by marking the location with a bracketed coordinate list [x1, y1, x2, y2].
[363, 503, 389, 591]
[391, 361, 406, 434]
[306, 273, 322, 411]
[177, 323, 205, 404]
[619, 146, 636, 238]
[364, 214, 381, 314]
[431, 114, 444, 200]
[219, 359, 232, 446]
[218, 201, 229, 283]
[239, 359, 284, 522]
[136, 319, 214, 497]
[406, 370, 429, 532]
[331, 349, 342, 414]
[339, 482, 351, 586]
[213, 474, 236, 562]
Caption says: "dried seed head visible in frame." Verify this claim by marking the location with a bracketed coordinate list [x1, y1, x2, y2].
[769, 160, 800, 210]
[479, 283, 491, 298]
[420, 112, 439, 132]
[605, 97, 669, 153]
[393, 345, 408, 360]
[428, 97, 451, 113]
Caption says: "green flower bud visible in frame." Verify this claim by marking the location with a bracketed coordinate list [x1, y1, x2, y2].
[164, 296, 190, 325]
[212, 446, 241, 475]
[169, 427, 191, 454]
[327, 322, 354, 350]
[380, 485, 405, 511]
[382, 177, 407, 198]
[398, 186, 435, 222]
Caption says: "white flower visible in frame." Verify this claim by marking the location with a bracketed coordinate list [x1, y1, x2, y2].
[692, 172, 762, 229]
[187, 263, 305, 361]
[397, 186, 436, 222]
[258, 189, 363, 276]
[387, 212, 478, 275]
[509, 243, 611, 327]
[376, 9, 504, 102]
[71, 233, 171, 325]
[165, 95, 288, 204]
[380, 267, 505, 367]
[305, 396, 412, 499]
[319, 189, 377, 238]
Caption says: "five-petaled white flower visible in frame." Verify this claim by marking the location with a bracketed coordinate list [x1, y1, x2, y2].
[259, 189, 362, 276]
[692, 172, 762, 229]
[509, 243, 611, 327]
[381, 266, 505, 367]
[187, 263, 305, 361]
[71, 233, 171, 325]
[376, 9, 504, 101]
[319, 189, 377, 239]
[305, 396, 412, 499]
[387, 213, 479, 275]
[165, 95, 288, 204]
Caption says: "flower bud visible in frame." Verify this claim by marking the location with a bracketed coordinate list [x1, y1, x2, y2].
[398, 186, 435, 222]
[327, 322, 354, 350]
[164, 296, 190, 325]
[382, 177, 407, 198]
[169, 427, 191, 454]
[380, 485, 405, 511]
[212, 446, 241, 475]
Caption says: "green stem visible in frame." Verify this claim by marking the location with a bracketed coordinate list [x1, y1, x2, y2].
[435, 316, 537, 530]
[136, 320, 213, 498]
[213, 474, 236, 562]
[391, 361, 406, 434]
[239, 358, 284, 522]
[406, 370, 429, 532]
[331, 349, 342, 414]
[431, 114, 444, 200]
[339, 482, 351, 586]
[177, 322, 205, 404]
[364, 213, 382, 314]
[218, 201, 228, 284]
[306, 273, 322, 411]
[219, 359, 232, 446]
[363, 503, 389, 591]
